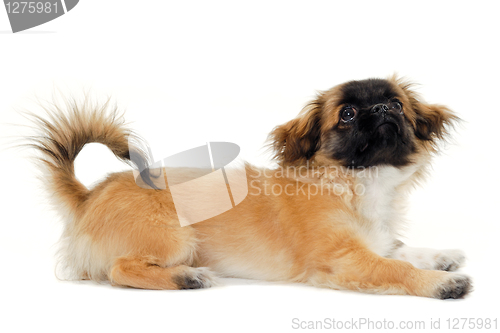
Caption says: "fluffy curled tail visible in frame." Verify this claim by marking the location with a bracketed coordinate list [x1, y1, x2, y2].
[28, 100, 154, 216]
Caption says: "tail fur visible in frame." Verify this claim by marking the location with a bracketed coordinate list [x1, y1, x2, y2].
[28, 99, 154, 216]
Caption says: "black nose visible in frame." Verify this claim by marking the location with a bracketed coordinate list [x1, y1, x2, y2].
[371, 103, 389, 113]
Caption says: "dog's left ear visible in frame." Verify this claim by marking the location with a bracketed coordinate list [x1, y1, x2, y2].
[413, 103, 459, 141]
[394, 77, 459, 142]
[269, 101, 322, 165]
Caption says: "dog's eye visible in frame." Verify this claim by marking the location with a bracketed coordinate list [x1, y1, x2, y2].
[341, 107, 357, 122]
[389, 101, 403, 113]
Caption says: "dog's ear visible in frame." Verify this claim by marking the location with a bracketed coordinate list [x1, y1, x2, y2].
[413, 103, 459, 141]
[394, 78, 459, 142]
[269, 101, 322, 165]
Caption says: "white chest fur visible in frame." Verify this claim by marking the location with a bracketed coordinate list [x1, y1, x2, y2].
[354, 165, 419, 256]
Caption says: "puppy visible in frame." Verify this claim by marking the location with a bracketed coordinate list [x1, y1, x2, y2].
[30, 76, 471, 299]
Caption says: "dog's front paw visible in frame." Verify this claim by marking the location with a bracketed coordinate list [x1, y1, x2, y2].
[392, 246, 466, 271]
[433, 250, 466, 271]
[434, 273, 472, 299]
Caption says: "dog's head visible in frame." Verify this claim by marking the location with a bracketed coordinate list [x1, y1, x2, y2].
[270, 76, 458, 168]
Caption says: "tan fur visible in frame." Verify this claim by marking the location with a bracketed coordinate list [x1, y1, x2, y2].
[30, 77, 470, 298]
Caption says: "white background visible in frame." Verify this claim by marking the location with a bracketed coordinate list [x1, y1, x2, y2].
[1, 1, 499, 332]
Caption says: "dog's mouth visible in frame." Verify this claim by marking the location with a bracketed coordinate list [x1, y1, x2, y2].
[374, 121, 400, 134]
[359, 121, 402, 153]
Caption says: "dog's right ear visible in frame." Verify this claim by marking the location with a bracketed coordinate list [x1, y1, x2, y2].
[268, 101, 323, 165]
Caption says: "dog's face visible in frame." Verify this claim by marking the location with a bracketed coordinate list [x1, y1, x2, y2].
[270, 76, 458, 168]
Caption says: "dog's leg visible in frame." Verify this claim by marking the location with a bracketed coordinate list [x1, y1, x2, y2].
[389, 242, 465, 271]
[109, 255, 217, 290]
[308, 234, 471, 299]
